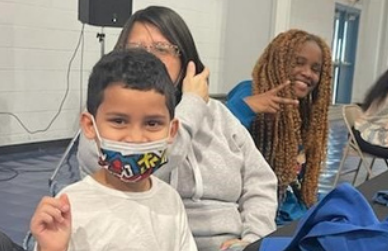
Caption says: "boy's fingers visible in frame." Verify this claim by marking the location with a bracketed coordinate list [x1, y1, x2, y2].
[38, 212, 57, 225]
[59, 194, 70, 212]
[34, 204, 66, 224]
[59, 194, 72, 223]
[39, 196, 64, 212]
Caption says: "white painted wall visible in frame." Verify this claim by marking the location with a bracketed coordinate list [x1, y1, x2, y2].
[221, 0, 274, 93]
[1, 0, 388, 146]
[0, 0, 227, 146]
[289, 0, 335, 43]
[352, 0, 388, 102]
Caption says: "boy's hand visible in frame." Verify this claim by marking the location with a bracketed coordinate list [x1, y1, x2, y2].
[30, 194, 72, 251]
[220, 238, 250, 251]
[182, 61, 210, 103]
[244, 80, 299, 113]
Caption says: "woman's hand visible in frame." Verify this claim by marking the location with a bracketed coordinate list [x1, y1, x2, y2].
[30, 194, 72, 251]
[244, 81, 299, 113]
[220, 238, 250, 251]
[182, 61, 210, 102]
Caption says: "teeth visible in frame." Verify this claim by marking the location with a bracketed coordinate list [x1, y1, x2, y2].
[296, 80, 310, 87]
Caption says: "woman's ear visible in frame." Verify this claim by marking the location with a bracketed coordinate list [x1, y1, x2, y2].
[168, 118, 179, 144]
[80, 112, 96, 140]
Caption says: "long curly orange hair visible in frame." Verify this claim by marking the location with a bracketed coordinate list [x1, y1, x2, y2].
[250, 29, 332, 207]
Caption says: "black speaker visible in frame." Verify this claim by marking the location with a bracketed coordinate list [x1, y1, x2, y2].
[78, 0, 132, 27]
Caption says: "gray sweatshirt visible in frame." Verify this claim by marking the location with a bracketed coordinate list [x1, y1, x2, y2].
[157, 93, 277, 251]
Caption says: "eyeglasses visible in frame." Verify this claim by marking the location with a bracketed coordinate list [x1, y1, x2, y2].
[125, 42, 180, 57]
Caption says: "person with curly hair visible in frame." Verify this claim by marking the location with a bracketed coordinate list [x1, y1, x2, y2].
[227, 29, 332, 225]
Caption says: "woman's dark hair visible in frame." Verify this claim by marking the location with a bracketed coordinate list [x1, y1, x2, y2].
[362, 69, 388, 111]
[115, 6, 204, 102]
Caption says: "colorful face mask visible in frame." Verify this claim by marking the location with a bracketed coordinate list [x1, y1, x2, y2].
[92, 117, 170, 183]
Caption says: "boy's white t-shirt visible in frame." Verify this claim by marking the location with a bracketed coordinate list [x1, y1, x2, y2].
[35, 175, 197, 251]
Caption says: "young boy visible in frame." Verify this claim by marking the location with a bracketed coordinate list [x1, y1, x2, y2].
[30, 49, 197, 251]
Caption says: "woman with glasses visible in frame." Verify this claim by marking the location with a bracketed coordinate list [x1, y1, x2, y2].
[77, 5, 277, 251]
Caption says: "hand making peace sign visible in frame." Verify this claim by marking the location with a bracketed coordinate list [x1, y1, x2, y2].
[243, 81, 299, 113]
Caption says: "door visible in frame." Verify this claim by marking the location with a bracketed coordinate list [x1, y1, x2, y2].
[331, 4, 360, 104]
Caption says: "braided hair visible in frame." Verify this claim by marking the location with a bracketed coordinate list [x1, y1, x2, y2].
[250, 29, 332, 207]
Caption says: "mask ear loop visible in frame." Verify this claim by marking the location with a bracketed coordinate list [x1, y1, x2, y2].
[90, 115, 105, 158]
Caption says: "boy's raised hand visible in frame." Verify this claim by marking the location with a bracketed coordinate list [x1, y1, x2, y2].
[30, 194, 72, 251]
[244, 80, 299, 113]
[182, 61, 210, 103]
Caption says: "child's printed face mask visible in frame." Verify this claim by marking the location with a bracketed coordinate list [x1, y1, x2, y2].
[92, 117, 170, 183]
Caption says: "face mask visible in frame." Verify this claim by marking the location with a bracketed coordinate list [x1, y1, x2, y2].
[91, 117, 170, 183]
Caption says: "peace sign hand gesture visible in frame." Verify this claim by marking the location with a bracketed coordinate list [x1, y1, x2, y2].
[244, 81, 299, 113]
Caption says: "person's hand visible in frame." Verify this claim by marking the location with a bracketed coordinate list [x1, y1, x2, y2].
[182, 61, 210, 103]
[30, 194, 72, 251]
[244, 81, 299, 113]
[220, 238, 250, 251]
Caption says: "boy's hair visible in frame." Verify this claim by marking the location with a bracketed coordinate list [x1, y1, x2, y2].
[86, 49, 176, 118]
[114, 5, 204, 102]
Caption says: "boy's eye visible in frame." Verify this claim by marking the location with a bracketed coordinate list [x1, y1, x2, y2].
[109, 118, 126, 125]
[146, 120, 164, 129]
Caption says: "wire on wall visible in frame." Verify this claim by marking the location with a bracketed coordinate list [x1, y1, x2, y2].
[0, 24, 86, 134]
[79, 26, 85, 114]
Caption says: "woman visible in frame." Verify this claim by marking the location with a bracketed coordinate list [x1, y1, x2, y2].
[227, 29, 332, 225]
[77, 6, 277, 251]
[354, 69, 388, 158]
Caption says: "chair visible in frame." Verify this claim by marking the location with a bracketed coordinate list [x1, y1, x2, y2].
[333, 104, 388, 187]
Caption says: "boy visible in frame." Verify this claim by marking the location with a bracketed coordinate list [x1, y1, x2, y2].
[30, 49, 197, 251]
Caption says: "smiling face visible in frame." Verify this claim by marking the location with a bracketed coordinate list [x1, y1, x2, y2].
[81, 83, 179, 191]
[86, 83, 178, 144]
[290, 40, 323, 98]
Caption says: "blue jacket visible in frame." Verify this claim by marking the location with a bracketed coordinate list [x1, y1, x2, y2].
[226, 80, 256, 128]
[259, 183, 388, 251]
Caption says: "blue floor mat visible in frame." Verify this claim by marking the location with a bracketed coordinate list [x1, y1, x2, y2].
[0, 143, 80, 246]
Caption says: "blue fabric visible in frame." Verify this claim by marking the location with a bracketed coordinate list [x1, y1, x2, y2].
[259, 183, 388, 251]
[276, 189, 307, 226]
[226, 80, 255, 129]
[373, 190, 388, 206]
